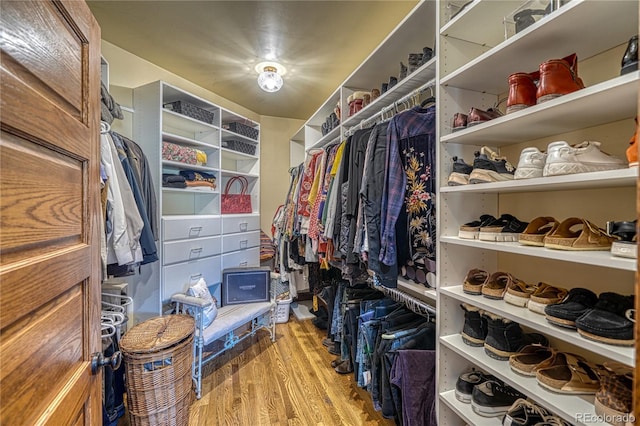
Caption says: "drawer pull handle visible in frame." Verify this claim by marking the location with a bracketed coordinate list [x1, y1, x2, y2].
[239, 222, 248, 232]
[239, 261, 248, 267]
[189, 248, 203, 258]
[240, 240, 248, 249]
[189, 273, 203, 283]
[189, 226, 203, 237]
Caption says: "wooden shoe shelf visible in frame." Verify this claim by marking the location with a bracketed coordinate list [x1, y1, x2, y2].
[436, 1, 638, 426]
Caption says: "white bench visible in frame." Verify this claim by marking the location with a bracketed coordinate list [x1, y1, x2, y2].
[171, 294, 276, 399]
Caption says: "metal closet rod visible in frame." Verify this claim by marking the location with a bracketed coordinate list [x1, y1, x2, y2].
[344, 77, 436, 137]
[371, 280, 437, 318]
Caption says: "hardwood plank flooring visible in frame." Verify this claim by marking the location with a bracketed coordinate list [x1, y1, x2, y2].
[188, 317, 395, 426]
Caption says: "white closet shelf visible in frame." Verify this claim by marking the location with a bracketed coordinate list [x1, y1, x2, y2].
[440, 0, 519, 48]
[440, 237, 636, 272]
[341, 58, 437, 129]
[220, 169, 259, 179]
[162, 131, 219, 149]
[441, 168, 637, 194]
[397, 277, 437, 303]
[220, 148, 258, 161]
[307, 128, 341, 152]
[162, 187, 218, 195]
[162, 109, 220, 134]
[220, 128, 259, 144]
[440, 0, 637, 93]
[440, 334, 610, 426]
[441, 71, 639, 145]
[439, 390, 500, 426]
[440, 286, 635, 367]
[161, 160, 217, 173]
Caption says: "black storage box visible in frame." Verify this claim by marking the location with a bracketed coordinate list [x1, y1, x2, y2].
[163, 100, 216, 125]
[223, 121, 259, 140]
[221, 267, 271, 306]
[222, 139, 257, 155]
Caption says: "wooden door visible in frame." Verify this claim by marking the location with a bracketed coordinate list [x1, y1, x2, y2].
[0, 1, 102, 424]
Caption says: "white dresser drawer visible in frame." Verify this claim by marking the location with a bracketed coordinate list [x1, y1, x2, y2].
[163, 215, 221, 241]
[162, 256, 221, 301]
[221, 247, 259, 270]
[222, 231, 260, 252]
[163, 236, 221, 265]
[221, 214, 260, 234]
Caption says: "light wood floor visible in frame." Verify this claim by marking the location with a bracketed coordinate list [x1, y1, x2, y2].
[118, 317, 395, 425]
[188, 317, 395, 426]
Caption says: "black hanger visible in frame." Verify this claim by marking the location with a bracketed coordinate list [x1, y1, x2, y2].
[421, 96, 436, 107]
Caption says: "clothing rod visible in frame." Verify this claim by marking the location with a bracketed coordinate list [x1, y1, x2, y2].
[370, 279, 436, 318]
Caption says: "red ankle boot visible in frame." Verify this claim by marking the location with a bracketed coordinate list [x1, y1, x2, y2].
[536, 53, 585, 103]
[506, 71, 539, 114]
[627, 118, 638, 167]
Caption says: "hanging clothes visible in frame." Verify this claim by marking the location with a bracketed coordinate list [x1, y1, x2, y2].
[379, 105, 437, 279]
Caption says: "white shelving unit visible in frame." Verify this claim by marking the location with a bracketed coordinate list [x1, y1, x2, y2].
[132, 81, 261, 321]
[436, 1, 638, 425]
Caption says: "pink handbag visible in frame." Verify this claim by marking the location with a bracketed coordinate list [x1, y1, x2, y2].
[221, 176, 252, 214]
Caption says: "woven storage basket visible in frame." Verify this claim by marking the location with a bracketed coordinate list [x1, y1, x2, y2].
[119, 315, 195, 426]
[164, 100, 216, 125]
[222, 139, 257, 155]
[223, 122, 259, 140]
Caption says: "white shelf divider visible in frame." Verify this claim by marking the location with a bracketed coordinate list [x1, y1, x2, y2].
[440, 236, 636, 272]
[441, 168, 637, 194]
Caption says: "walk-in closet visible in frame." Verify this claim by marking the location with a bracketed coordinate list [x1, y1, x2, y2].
[1, 1, 638, 425]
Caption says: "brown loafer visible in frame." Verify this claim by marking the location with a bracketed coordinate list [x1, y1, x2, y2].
[467, 107, 503, 127]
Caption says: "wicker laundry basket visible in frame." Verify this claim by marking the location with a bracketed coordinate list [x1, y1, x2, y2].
[119, 315, 195, 426]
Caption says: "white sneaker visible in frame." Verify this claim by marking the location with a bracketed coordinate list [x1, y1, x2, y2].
[543, 141, 626, 177]
[514, 147, 546, 179]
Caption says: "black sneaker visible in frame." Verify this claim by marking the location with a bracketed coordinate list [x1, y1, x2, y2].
[575, 292, 635, 346]
[544, 287, 598, 329]
[472, 380, 526, 417]
[478, 214, 529, 242]
[455, 369, 495, 403]
[460, 303, 487, 346]
[484, 313, 548, 361]
[469, 146, 516, 184]
[501, 398, 550, 426]
[447, 156, 474, 186]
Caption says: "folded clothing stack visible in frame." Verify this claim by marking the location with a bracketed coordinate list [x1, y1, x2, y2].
[162, 173, 187, 188]
[179, 170, 216, 189]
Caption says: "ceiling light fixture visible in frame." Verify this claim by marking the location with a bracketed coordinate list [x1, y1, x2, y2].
[255, 61, 286, 93]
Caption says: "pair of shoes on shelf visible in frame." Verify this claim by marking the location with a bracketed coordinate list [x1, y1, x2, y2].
[506, 281, 568, 314]
[447, 146, 517, 184]
[510, 344, 606, 395]
[456, 368, 526, 417]
[502, 398, 571, 425]
[608, 220, 638, 259]
[459, 213, 528, 241]
[514, 140, 626, 179]
[545, 288, 635, 346]
[460, 304, 548, 359]
[506, 53, 584, 114]
[462, 270, 527, 301]
[520, 216, 616, 251]
[451, 106, 503, 132]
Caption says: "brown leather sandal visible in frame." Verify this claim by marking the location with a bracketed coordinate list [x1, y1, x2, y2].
[519, 216, 559, 247]
[543, 217, 616, 251]
[509, 344, 557, 376]
[536, 352, 603, 394]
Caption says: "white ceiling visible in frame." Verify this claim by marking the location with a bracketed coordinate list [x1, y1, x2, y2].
[87, 0, 420, 120]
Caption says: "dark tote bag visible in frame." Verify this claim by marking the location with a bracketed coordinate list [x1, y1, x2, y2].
[221, 176, 252, 214]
